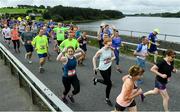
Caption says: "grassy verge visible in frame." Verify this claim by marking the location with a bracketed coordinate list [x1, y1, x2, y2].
[88, 37, 180, 69]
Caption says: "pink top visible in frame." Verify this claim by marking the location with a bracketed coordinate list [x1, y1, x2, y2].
[116, 76, 138, 107]
[11, 29, 20, 40]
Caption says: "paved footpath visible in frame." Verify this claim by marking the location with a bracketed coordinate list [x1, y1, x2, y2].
[0, 60, 39, 111]
[1, 37, 180, 111]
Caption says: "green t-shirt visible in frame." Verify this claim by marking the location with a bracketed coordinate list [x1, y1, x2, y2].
[60, 38, 79, 51]
[53, 27, 69, 41]
[32, 35, 48, 54]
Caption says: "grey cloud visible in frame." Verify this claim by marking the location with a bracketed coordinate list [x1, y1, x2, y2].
[1, 0, 180, 14]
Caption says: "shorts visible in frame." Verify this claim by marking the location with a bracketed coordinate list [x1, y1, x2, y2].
[155, 80, 166, 90]
[57, 40, 63, 46]
[4, 38, 11, 40]
[38, 53, 47, 58]
[24, 45, 33, 52]
[115, 100, 136, 111]
[136, 58, 145, 69]
[80, 44, 87, 52]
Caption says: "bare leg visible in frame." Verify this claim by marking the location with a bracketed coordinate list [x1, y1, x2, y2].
[128, 106, 137, 112]
[144, 88, 159, 96]
[159, 89, 169, 112]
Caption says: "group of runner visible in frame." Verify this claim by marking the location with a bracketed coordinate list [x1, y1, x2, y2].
[0, 18, 179, 112]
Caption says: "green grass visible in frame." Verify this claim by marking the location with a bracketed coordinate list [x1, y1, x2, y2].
[88, 38, 180, 69]
[0, 8, 45, 14]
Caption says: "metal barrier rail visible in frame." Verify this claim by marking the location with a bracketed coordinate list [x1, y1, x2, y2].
[87, 35, 180, 61]
[79, 25, 180, 42]
[0, 43, 73, 112]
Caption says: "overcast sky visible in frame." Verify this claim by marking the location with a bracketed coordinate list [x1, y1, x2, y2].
[0, 0, 180, 14]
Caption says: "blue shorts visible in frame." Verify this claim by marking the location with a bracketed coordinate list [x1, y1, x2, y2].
[38, 53, 47, 58]
[155, 80, 166, 90]
[136, 58, 145, 69]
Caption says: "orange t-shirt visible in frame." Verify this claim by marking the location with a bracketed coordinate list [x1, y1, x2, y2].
[11, 29, 20, 40]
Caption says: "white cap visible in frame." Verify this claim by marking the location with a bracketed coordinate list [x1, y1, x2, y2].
[153, 28, 160, 34]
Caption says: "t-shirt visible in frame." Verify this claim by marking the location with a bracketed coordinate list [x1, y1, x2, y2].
[112, 37, 122, 48]
[31, 35, 48, 54]
[59, 39, 79, 51]
[148, 32, 158, 52]
[53, 27, 69, 41]
[11, 29, 20, 40]
[2, 27, 11, 39]
[156, 59, 174, 84]
[136, 43, 148, 60]
[98, 47, 113, 70]
[21, 31, 34, 45]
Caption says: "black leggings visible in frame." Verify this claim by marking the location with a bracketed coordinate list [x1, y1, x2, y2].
[12, 40, 20, 50]
[98, 66, 112, 99]
[62, 75, 80, 96]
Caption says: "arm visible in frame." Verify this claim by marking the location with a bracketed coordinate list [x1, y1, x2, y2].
[92, 50, 102, 70]
[111, 50, 116, 61]
[151, 65, 167, 78]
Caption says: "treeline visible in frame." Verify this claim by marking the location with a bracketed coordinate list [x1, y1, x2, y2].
[43, 5, 125, 21]
[129, 11, 180, 18]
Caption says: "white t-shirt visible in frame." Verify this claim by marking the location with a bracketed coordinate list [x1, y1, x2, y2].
[136, 44, 148, 60]
[2, 27, 11, 39]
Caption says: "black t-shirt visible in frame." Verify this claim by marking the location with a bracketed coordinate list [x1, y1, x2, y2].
[156, 59, 174, 84]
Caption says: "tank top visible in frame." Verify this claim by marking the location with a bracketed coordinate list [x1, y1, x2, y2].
[98, 47, 113, 70]
[116, 77, 138, 107]
[63, 56, 77, 77]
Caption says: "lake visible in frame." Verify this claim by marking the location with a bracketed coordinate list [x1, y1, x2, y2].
[77, 16, 180, 43]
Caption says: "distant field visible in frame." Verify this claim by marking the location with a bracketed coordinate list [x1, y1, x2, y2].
[0, 8, 45, 14]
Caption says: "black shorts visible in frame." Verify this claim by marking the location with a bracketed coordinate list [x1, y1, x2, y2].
[115, 100, 136, 111]
[4, 38, 11, 40]
[80, 44, 87, 52]
[24, 45, 33, 52]
[57, 40, 63, 46]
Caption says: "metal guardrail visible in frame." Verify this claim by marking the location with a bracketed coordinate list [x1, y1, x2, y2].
[0, 43, 73, 112]
[79, 25, 180, 43]
[87, 35, 180, 61]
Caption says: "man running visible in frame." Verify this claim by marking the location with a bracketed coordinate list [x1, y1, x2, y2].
[32, 29, 48, 73]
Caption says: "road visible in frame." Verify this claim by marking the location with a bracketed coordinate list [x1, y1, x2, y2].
[1, 37, 180, 111]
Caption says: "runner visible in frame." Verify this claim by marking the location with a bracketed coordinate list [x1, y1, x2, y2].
[97, 23, 104, 49]
[142, 49, 178, 112]
[133, 36, 149, 85]
[111, 30, 123, 73]
[53, 23, 69, 53]
[2, 24, 11, 48]
[21, 26, 34, 63]
[11, 25, 21, 53]
[32, 29, 48, 73]
[92, 37, 115, 106]
[114, 65, 144, 111]
[77, 31, 87, 65]
[148, 28, 160, 64]
[56, 46, 84, 104]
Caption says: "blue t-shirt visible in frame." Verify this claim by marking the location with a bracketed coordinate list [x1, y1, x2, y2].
[148, 32, 157, 52]
[112, 37, 122, 48]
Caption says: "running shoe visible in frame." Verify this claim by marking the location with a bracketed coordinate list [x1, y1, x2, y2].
[68, 95, 75, 103]
[61, 96, 68, 104]
[93, 77, 97, 85]
[105, 99, 113, 107]
[140, 93, 145, 102]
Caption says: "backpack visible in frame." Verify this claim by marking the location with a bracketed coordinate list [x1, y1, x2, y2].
[136, 43, 143, 52]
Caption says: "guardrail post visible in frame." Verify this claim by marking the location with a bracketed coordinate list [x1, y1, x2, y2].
[17, 72, 23, 88]
[29, 86, 36, 105]
[164, 34, 167, 41]
[130, 31, 133, 37]
[0, 52, 3, 59]
[3, 55, 7, 65]
[10, 63, 15, 75]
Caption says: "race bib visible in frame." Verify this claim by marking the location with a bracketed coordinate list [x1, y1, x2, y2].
[83, 41, 87, 44]
[68, 69, 76, 76]
[104, 58, 111, 64]
[40, 45, 45, 50]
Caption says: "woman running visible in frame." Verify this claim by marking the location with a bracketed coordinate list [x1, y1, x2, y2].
[11, 25, 21, 53]
[56, 46, 84, 104]
[142, 49, 177, 112]
[115, 65, 144, 111]
[92, 37, 115, 106]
